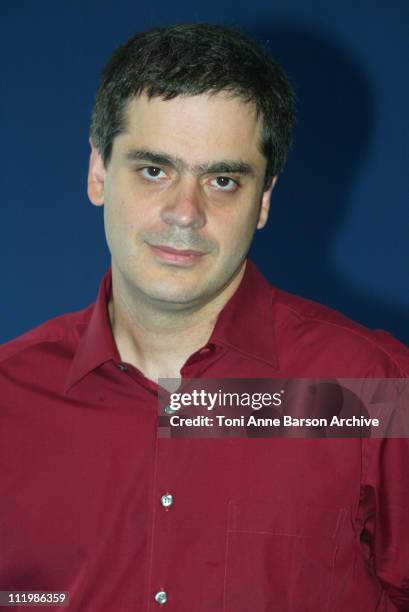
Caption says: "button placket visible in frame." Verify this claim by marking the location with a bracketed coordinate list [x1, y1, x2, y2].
[149, 428, 177, 608]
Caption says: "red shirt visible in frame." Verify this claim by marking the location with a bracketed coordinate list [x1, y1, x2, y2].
[1, 259, 408, 611]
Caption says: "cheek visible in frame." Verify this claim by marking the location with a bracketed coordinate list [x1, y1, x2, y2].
[103, 199, 135, 261]
[214, 206, 259, 251]
[104, 191, 149, 238]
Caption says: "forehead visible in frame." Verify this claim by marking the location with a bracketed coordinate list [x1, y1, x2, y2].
[114, 92, 264, 165]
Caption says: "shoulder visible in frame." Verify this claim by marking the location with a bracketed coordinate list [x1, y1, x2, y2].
[273, 288, 409, 376]
[0, 304, 93, 368]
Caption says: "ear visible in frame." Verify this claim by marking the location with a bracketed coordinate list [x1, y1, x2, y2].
[256, 176, 277, 229]
[87, 141, 106, 206]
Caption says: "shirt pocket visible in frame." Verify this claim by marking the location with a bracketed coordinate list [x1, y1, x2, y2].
[223, 499, 348, 612]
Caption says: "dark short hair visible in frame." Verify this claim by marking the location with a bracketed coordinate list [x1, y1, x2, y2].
[90, 23, 295, 184]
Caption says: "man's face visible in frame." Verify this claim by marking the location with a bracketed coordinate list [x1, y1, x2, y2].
[88, 92, 275, 309]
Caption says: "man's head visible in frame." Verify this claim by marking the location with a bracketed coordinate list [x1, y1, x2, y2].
[88, 24, 294, 311]
[90, 23, 294, 186]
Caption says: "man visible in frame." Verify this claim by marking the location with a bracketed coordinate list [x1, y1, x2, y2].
[0, 23, 408, 611]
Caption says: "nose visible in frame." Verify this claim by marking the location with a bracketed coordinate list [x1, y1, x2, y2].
[160, 178, 206, 229]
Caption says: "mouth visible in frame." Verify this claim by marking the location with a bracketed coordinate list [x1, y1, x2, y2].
[148, 244, 207, 265]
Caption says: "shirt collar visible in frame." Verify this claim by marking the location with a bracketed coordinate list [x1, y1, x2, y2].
[64, 258, 278, 395]
[209, 259, 278, 369]
[63, 268, 119, 395]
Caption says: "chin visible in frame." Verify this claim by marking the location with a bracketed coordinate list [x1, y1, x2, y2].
[147, 286, 203, 305]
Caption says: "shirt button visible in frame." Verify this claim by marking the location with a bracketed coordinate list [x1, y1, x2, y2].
[154, 591, 168, 605]
[161, 493, 173, 508]
[164, 404, 178, 414]
[116, 363, 128, 372]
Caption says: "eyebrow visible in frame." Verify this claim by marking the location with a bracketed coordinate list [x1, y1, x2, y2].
[124, 148, 255, 176]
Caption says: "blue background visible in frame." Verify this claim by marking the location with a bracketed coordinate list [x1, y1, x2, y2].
[1, 1, 408, 344]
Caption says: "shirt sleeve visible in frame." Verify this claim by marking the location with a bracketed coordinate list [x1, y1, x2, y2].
[359, 421, 409, 610]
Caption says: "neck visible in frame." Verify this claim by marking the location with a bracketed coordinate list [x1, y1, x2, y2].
[108, 261, 246, 382]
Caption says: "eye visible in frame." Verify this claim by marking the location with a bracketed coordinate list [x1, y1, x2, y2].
[140, 166, 167, 181]
[209, 176, 239, 192]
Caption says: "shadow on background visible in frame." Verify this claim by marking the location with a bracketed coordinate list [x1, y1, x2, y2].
[248, 23, 409, 346]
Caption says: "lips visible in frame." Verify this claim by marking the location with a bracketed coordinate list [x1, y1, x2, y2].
[148, 243, 207, 265]
[151, 245, 205, 256]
